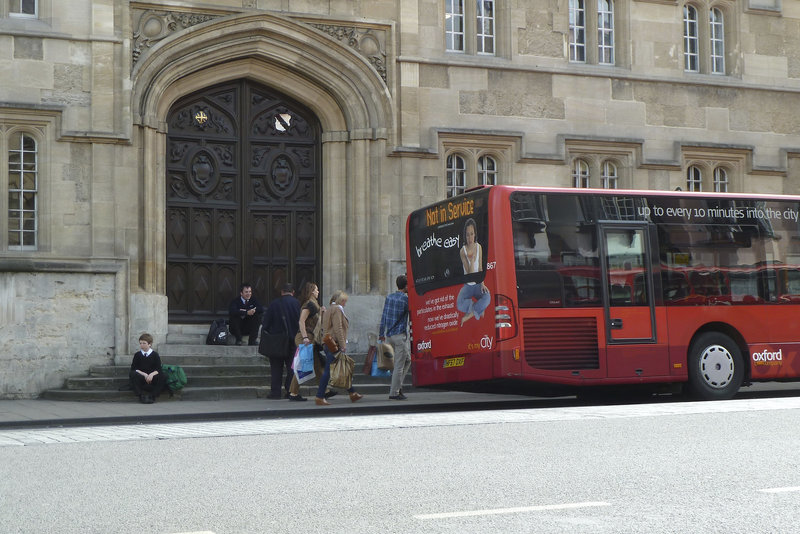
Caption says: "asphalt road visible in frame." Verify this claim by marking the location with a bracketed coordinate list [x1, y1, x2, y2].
[3, 393, 800, 533]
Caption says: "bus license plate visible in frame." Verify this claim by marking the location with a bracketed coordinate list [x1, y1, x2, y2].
[443, 357, 465, 368]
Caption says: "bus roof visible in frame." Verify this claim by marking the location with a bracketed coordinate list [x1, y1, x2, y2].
[477, 184, 800, 203]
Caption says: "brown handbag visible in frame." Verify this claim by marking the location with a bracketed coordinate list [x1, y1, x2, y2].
[322, 332, 338, 353]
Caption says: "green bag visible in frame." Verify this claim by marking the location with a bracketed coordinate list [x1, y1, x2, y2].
[162, 364, 188, 392]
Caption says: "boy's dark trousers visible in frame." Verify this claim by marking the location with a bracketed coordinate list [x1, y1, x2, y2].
[230, 313, 262, 344]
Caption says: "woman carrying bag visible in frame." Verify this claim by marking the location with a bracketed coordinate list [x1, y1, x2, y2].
[287, 282, 326, 401]
[315, 290, 363, 406]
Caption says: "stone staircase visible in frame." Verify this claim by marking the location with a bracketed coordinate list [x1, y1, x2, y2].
[40, 324, 403, 402]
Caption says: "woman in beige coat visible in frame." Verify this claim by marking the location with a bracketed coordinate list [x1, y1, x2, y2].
[315, 290, 363, 406]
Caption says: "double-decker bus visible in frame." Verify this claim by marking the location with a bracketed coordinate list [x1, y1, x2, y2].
[406, 185, 800, 400]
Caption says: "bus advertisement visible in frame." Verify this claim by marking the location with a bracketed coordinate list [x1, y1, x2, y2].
[406, 186, 800, 400]
[407, 189, 495, 368]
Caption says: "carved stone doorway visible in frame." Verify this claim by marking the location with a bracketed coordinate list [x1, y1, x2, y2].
[165, 80, 321, 323]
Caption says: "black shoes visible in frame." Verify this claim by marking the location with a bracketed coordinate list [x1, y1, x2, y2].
[139, 394, 155, 404]
[288, 394, 307, 401]
[389, 393, 408, 400]
[235, 339, 243, 346]
[266, 394, 282, 400]
[324, 389, 338, 399]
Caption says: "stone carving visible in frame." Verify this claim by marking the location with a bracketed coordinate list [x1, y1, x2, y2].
[189, 152, 216, 195]
[309, 23, 388, 83]
[132, 10, 220, 65]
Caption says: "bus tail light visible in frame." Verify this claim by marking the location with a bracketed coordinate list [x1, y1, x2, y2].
[495, 294, 517, 342]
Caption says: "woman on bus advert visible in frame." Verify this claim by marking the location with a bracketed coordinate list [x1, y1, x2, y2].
[457, 218, 491, 326]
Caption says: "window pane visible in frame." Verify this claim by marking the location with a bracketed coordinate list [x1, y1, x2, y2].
[446, 154, 467, 197]
[478, 155, 497, 185]
[446, 0, 465, 52]
[573, 159, 589, 188]
[477, 0, 495, 55]
[598, 0, 614, 65]
[23, 192, 36, 210]
[8, 132, 39, 250]
[710, 8, 725, 74]
[687, 166, 702, 192]
[23, 172, 36, 190]
[684, 6, 699, 72]
[569, 0, 586, 63]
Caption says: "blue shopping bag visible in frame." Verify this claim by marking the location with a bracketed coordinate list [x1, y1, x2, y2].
[371, 354, 392, 377]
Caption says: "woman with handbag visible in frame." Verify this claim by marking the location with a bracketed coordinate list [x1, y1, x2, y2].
[315, 290, 363, 406]
[286, 282, 326, 401]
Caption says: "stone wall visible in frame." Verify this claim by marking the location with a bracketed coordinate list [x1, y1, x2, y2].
[0, 272, 117, 398]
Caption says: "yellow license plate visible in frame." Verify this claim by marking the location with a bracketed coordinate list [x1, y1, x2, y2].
[443, 357, 465, 368]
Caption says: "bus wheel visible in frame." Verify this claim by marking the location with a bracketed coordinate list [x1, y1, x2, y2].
[688, 332, 744, 400]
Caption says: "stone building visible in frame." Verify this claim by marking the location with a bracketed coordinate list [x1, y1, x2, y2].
[0, 0, 797, 397]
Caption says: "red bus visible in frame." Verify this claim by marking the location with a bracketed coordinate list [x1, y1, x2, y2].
[406, 185, 800, 400]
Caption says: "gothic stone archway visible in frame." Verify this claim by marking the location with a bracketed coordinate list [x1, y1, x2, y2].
[165, 79, 321, 322]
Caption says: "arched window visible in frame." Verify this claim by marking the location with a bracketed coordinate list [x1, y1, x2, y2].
[478, 155, 497, 185]
[713, 166, 728, 192]
[569, 0, 586, 62]
[687, 165, 702, 192]
[573, 159, 590, 188]
[683, 5, 699, 72]
[710, 7, 725, 74]
[446, 154, 467, 197]
[8, 132, 38, 250]
[598, 0, 614, 65]
[601, 160, 618, 189]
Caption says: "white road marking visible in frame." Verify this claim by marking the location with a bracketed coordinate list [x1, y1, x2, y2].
[758, 486, 800, 493]
[414, 501, 611, 519]
[1, 396, 800, 447]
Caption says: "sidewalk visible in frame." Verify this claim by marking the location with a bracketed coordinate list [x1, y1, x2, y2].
[0, 389, 550, 429]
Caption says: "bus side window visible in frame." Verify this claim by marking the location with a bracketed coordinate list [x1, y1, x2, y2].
[516, 269, 563, 308]
[662, 271, 689, 303]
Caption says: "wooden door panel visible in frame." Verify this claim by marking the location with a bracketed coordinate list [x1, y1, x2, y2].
[167, 80, 320, 322]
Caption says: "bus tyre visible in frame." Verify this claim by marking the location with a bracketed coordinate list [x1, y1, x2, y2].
[688, 332, 744, 400]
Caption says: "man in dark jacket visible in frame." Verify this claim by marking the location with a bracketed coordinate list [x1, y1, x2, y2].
[228, 282, 264, 345]
[261, 283, 301, 399]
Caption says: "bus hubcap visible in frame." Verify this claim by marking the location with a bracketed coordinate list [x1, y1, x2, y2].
[699, 344, 734, 388]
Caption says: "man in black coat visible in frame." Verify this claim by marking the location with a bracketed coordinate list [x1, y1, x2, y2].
[228, 282, 264, 346]
[260, 283, 301, 399]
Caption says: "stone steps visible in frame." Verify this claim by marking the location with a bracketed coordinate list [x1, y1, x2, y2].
[41, 324, 404, 402]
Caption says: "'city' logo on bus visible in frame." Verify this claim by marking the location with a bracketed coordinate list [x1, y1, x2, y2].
[417, 339, 432, 351]
[752, 349, 783, 365]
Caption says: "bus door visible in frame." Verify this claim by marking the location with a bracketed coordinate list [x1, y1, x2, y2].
[601, 224, 666, 377]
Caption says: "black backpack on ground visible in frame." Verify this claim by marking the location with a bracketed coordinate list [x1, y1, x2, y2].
[206, 319, 231, 345]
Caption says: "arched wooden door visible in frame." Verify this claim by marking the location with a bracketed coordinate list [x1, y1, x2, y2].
[166, 80, 321, 323]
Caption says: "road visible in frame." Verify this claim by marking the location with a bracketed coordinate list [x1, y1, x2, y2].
[2, 393, 800, 533]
